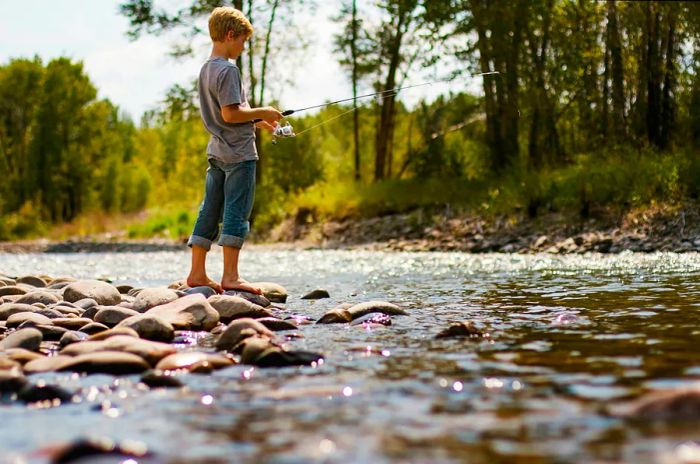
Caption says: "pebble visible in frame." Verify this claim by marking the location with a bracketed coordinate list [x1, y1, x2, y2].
[116, 315, 175, 342]
[252, 282, 288, 303]
[301, 289, 330, 300]
[94, 306, 140, 327]
[63, 280, 122, 306]
[435, 321, 489, 339]
[0, 369, 28, 394]
[78, 322, 110, 335]
[140, 370, 184, 388]
[208, 295, 274, 322]
[216, 318, 275, 351]
[145, 294, 219, 331]
[0, 286, 28, 297]
[224, 290, 271, 308]
[15, 291, 60, 306]
[0, 303, 38, 320]
[60, 330, 89, 347]
[18, 383, 74, 404]
[184, 286, 218, 298]
[87, 326, 140, 342]
[0, 328, 43, 351]
[58, 351, 150, 375]
[256, 317, 299, 331]
[6, 312, 53, 329]
[51, 317, 94, 331]
[60, 335, 176, 366]
[132, 288, 180, 313]
[155, 352, 235, 372]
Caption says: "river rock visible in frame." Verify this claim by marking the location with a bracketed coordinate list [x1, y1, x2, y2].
[51, 318, 94, 330]
[52, 305, 82, 316]
[15, 291, 60, 306]
[140, 370, 184, 388]
[33, 307, 65, 319]
[18, 383, 74, 404]
[0, 369, 28, 393]
[301, 289, 330, 300]
[116, 315, 174, 342]
[0, 357, 22, 371]
[116, 284, 134, 294]
[58, 351, 150, 375]
[6, 312, 53, 328]
[60, 330, 89, 347]
[256, 317, 299, 331]
[316, 304, 353, 324]
[184, 286, 218, 298]
[16, 276, 47, 288]
[347, 301, 407, 319]
[251, 282, 288, 303]
[216, 318, 275, 351]
[435, 321, 489, 339]
[350, 313, 392, 327]
[145, 294, 219, 331]
[0, 328, 43, 351]
[132, 288, 180, 313]
[0, 286, 27, 297]
[224, 290, 271, 308]
[208, 295, 274, 322]
[94, 306, 140, 327]
[23, 355, 73, 374]
[615, 388, 700, 421]
[0, 303, 38, 320]
[2, 348, 44, 364]
[237, 336, 323, 368]
[74, 298, 98, 310]
[63, 280, 121, 306]
[31, 324, 69, 341]
[155, 352, 235, 372]
[78, 322, 110, 335]
[87, 327, 139, 342]
[60, 335, 176, 366]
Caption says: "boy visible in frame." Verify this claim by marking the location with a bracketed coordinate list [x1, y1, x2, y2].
[186, 6, 282, 294]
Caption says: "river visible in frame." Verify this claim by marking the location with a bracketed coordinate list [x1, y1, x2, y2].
[1, 250, 700, 463]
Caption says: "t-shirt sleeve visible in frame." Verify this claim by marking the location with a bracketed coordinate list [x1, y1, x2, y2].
[216, 66, 242, 107]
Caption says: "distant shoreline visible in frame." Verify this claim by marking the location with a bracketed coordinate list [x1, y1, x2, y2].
[2, 202, 699, 254]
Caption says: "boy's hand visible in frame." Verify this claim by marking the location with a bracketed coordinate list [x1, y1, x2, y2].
[259, 106, 283, 124]
[255, 121, 276, 133]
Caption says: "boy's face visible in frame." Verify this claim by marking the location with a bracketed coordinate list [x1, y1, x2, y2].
[227, 32, 248, 59]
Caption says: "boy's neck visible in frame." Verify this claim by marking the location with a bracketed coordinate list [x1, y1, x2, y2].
[210, 42, 232, 61]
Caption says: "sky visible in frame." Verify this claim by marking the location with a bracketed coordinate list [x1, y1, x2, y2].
[0, 0, 462, 123]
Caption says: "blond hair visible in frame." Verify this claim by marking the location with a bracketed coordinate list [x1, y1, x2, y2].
[208, 7, 253, 42]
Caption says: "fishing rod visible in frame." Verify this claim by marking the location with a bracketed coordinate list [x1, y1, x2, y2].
[252, 71, 500, 140]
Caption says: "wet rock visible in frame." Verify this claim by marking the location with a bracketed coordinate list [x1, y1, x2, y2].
[50, 438, 159, 464]
[15, 291, 60, 306]
[0, 369, 28, 394]
[52, 306, 82, 317]
[116, 315, 174, 342]
[224, 290, 271, 308]
[6, 312, 53, 329]
[350, 313, 392, 327]
[208, 295, 274, 322]
[0, 286, 28, 297]
[0, 303, 38, 320]
[284, 314, 315, 325]
[140, 370, 184, 388]
[0, 328, 43, 351]
[116, 284, 134, 294]
[251, 282, 288, 303]
[52, 318, 94, 331]
[2, 348, 44, 365]
[552, 312, 579, 325]
[58, 351, 150, 375]
[31, 324, 69, 341]
[74, 298, 98, 310]
[23, 355, 73, 374]
[237, 336, 323, 368]
[128, 287, 144, 297]
[132, 288, 180, 313]
[184, 286, 218, 298]
[60, 330, 89, 347]
[81, 306, 100, 320]
[63, 280, 121, 306]
[34, 307, 66, 319]
[87, 326, 139, 342]
[60, 335, 176, 366]
[346, 301, 407, 320]
[78, 322, 111, 335]
[301, 289, 330, 300]
[216, 318, 275, 351]
[256, 317, 299, 331]
[316, 304, 353, 324]
[94, 306, 140, 327]
[18, 383, 73, 404]
[155, 352, 235, 372]
[145, 294, 219, 331]
[435, 321, 489, 339]
[0, 357, 22, 370]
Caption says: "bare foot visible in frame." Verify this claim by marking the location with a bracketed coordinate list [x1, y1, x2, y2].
[187, 275, 223, 294]
[221, 277, 262, 295]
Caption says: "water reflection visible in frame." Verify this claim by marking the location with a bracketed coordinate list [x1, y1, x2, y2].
[1, 250, 699, 462]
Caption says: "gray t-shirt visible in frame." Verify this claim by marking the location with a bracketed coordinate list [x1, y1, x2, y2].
[198, 57, 257, 163]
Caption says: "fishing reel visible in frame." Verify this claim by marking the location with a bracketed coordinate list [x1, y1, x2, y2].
[271, 121, 295, 144]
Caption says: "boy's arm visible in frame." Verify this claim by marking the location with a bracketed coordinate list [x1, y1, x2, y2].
[221, 104, 282, 125]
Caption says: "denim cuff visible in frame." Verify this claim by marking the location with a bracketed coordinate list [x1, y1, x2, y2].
[219, 234, 244, 249]
[188, 235, 213, 251]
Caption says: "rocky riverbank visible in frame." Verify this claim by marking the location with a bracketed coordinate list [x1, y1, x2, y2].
[1, 202, 699, 254]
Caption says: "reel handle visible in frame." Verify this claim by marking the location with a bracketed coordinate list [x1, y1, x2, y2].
[252, 109, 295, 124]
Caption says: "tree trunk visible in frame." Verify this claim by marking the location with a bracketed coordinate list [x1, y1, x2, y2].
[607, 0, 626, 141]
[351, 0, 360, 181]
[660, 9, 676, 150]
[646, 3, 661, 147]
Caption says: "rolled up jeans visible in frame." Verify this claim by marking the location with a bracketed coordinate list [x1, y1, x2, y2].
[187, 158, 256, 250]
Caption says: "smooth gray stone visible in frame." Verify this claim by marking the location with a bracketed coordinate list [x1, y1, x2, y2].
[0, 328, 43, 351]
[208, 295, 274, 323]
[350, 313, 392, 326]
[60, 335, 175, 366]
[16, 276, 47, 288]
[0, 286, 27, 297]
[31, 324, 69, 341]
[132, 288, 180, 313]
[74, 298, 98, 310]
[58, 351, 150, 375]
[51, 318, 93, 330]
[116, 284, 134, 294]
[116, 315, 174, 342]
[15, 291, 60, 306]
[6, 312, 52, 329]
[94, 307, 140, 327]
[184, 286, 218, 298]
[223, 290, 271, 308]
[216, 318, 275, 351]
[63, 280, 121, 306]
[251, 282, 288, 303]
[78, 322, 110, 335]
[59, 330, 89, 347]
[145, 294, 219, 331]
[82, 306, 100, 320]
[0, 303, 38, 321]
[33, 307, 65, 319]
[256, 317, 299, 331]
[301, 289, 330, 300]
